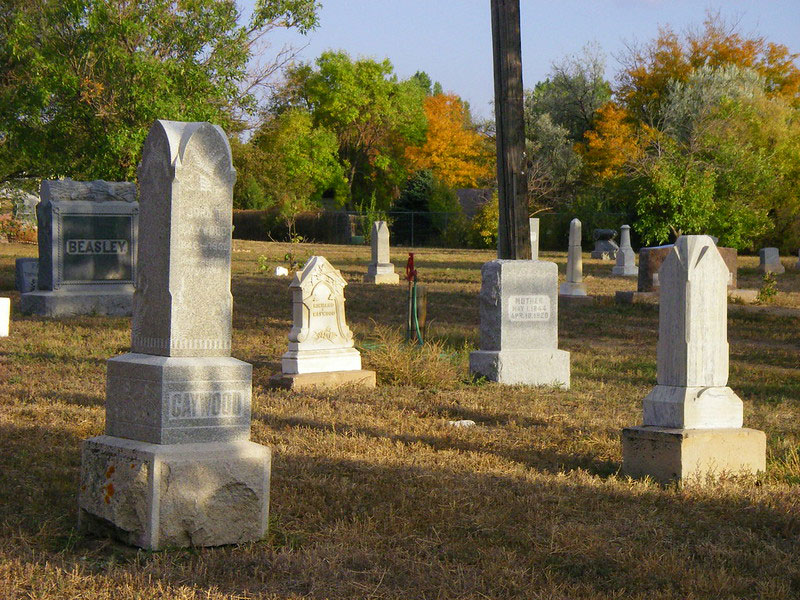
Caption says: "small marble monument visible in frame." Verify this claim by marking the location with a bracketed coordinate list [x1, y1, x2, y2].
[622, 235, 765, 482]
[273, 256, 376, 389]
[0, 297, 9, 337]
[21, 179, 138, 316]
[78, 120, 271, 550]
[758, 247, 784, 274]
[470, 260, 570, 387]
[15, 257, 38, 293]
[559, 218, 588, 297]
[590, 228, 619, 260]
[363, 221, 399, 284]
[612, 225, 638, 277]
[529, 217, 540, 260]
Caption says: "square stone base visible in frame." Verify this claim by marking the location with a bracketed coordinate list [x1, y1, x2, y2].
[79, 436, 271, 550]
[621, 426, 766, 483]
[21, 287, 133, 317]
[363, 272, 400, 284]
[469, 349, 570, 389]
[558, 282, 588, 297]
[270, 369, 376, 390]
[282, 347, 362, 374]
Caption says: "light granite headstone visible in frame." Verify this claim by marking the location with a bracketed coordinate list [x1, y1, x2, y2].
[469, 260, 570, 387]
[15, 258, 38, 293]
[559, 218, 587, 296]
[758, 247, 784, 274]
[363, 221, 399, 284]
[529, 218, 539, 261]
[590, 228, 619, 260]
[20, 179, 138, 316]
[79, 120, 270, 550]
[612, 225, 638, 277]
[622, 235, 765, 482]
[0, 297, 9, 337]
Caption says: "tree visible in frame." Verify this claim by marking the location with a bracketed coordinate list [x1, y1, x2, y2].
[405, 94, 494, 189]
[0, 0, 320, 181]
[525, 113, 582, 210]
[579, 101, 641, 182]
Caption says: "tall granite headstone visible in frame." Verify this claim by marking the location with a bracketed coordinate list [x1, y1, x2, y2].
[363, 221, 399, 284]
[622, 236, 765, 482]
[612, 225, 638, 277]
[20, 179, 138, 316]
[272, 256, 376, 389]
[590, 228, 618, 260]
[559, 218, 587, 297]
[78, 120, 271, 550]
[758, 247, 784, 274]
[529, 218, 540, 261]
[469, 260, 570, 387]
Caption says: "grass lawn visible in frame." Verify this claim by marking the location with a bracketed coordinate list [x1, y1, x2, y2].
[0, 239, 799, 599]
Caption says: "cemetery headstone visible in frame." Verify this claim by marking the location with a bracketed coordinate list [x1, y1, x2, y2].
[638, 244, 738, 291]
[20, 179, 138, 316]
[0, 297, 9, 337]
[11, 190, 39, 226]
[78, 120, 271, 550]
[622, 235, 765, 482]
[15, 258, 38, 293]
[470, 260, 570, 387]
[272, 255, 376, 389]
[590, 228, 619, 260]
[758, 247, 784, 274]
[611, 225, 638, 277]
[363, 221, 399, 284]
[559, 218, 588, 297]
[529, 217, 540, 260]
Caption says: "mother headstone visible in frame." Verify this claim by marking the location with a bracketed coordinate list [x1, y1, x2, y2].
[78, 120, 271, 550]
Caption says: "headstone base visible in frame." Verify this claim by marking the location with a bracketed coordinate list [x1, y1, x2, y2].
[558, 282, 588, 297]
[281, 347, 362, 374]
[20, 286, 133, 317]
[469, 349, 570, 388]
[642, 385, 743, 429]
[559, 295, 595, 306]
[621, 426, 765, 483]
[78, 435, 271, 550]
[270, 369, 376, 390]
[363, 272, 400, 284]
[728, 289, 758, 303]
[611, 264, 638, 277]
[758, 263, 785, 275]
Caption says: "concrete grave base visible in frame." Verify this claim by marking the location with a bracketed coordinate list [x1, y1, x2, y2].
[558, 282, 587, 297]
[363, 272, 400, 284]
[78, 436, 271, 550]
[21, 286, 133, 317]
[270, 369, 376, 390]
[469, 348, 570, 388]
[728, 289, 759, 303]
[621, 426, 766, 483]
[759, 263, 785, 275]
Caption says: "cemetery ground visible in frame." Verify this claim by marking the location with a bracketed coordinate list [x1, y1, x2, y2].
[1, 240, 799, 600]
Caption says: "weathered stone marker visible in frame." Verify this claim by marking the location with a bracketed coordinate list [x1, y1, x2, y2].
[622, 235, 765, 482]
[272, 256, 376, 389]
[758, 247, 784, 274]
[590, 228, 618, 260]
[363, 221, 399, 284]
[559, 218, 588, 297]
[15, 257, 38, 293]
[0, 297, 9, 337]
[612, 225, 638, 277]
[21, 179, 138, 316]
[469, 260, 570, 387]
[529, 217, 539, 260]
[79, 120, 270, 550]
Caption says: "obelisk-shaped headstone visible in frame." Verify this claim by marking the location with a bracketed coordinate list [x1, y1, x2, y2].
[79, 120, 271, 550]
[364, 221, 399, 284]
[559, 218, 587, 296]
[612, 225, 638, 277]
[622, 235, 765, 482]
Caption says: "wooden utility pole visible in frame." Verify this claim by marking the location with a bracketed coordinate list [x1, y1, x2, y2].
[491, 0, 531, 259]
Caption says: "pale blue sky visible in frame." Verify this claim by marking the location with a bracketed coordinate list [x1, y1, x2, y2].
[244, 1, 800, 119]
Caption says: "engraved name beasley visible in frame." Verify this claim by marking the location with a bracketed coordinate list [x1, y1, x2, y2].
[66, 239, 129, 254]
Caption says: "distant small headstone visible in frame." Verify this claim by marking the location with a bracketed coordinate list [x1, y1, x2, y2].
[364, 221, 399, 284]
[275, 266, 289, 277]
[758, 247, 784, 274]
[273, 255, 376, 389]
[622, 236, 765, 482]
[14, 258, 38, 292]
[590, 228, 619, 260]
[11, 191, 39, 226]
[0, 297, 9, 337]
[529, 217, 539, 260]
[559, 218, 588, 297]
[611, 225, 638, 277]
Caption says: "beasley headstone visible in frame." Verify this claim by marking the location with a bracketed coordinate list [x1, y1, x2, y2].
[15, 258, 38, 293]
[622, 235, 765, 482]
[612, 225, 638, 277]
[758, 247, 785, 274]
[470, 260, 570, 387]
[20, 179, 138, 316]
[272, 255, 376, 389]
[590, 228, 619, 260]
[559, 218, 588, 297]
[363, 221, 399, 284]
[0, 297, 9, 337]
[529, 217, 540, 260]
[78, 120, 270, 550]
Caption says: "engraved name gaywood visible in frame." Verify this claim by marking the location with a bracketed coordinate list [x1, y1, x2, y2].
[168, 390, 243, 420]
[66, 239, 129, 255]
[508, 295, 551, 321]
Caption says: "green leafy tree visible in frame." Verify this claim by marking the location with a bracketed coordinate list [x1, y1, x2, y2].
[0, 0, 320, 181]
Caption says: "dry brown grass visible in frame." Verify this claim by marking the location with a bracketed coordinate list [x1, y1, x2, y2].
[1, 240, 799, 599]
